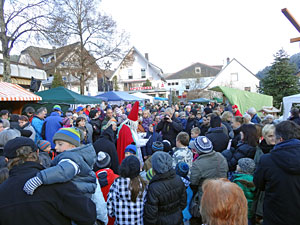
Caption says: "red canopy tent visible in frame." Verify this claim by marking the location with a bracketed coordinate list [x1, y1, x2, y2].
[0, 82, 42, 114]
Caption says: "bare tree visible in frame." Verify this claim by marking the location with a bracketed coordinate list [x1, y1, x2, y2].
[44, 0, 129, 94]
[0, 0, 50, 82]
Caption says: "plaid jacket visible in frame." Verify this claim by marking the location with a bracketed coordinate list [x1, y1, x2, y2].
[107, 177, 146, 225]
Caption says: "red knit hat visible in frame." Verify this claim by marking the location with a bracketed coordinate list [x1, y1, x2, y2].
[128, 101, 139, 121]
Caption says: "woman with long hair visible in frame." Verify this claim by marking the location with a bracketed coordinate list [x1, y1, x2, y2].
[222, 124, 258, 171]
[107, 155, 146, 225]
[200, 178, 248, 225]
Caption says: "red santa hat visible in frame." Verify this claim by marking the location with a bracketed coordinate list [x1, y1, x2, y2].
[128, 101, 139, 121]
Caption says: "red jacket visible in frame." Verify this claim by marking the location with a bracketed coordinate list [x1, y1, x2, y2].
[234, 109, 243, 117]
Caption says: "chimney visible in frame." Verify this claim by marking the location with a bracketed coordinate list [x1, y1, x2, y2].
[226, 57, 230, 65]
[145, 53, 149, 61]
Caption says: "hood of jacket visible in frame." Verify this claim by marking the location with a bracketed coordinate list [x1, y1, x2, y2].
[53, 143, 96, 174]
[271, 139, 300, 174]
[100, 126, 115, 142]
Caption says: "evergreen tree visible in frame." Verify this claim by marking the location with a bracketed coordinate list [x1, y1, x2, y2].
[52, 72, 65, 88]
[259, 49, 299, 108]
[143, 79, 152, 87]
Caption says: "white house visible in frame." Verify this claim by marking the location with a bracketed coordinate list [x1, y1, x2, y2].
[206, 58, 260, 92]
[110, 47, 167, 97]
[165, 62, 222, 96]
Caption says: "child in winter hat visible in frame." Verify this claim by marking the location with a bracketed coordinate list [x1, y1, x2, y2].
[36, 140, 53, 168]
[23, 127, 108, 224]
[124, 143, 137, 158]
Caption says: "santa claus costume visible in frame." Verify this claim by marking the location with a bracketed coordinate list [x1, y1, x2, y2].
[117, 101, 143, 165]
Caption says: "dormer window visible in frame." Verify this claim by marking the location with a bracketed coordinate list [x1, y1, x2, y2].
[195, 67, 201, 74]
[141, 68, 146, 78]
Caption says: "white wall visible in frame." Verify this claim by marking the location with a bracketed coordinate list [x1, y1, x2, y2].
[208, 60, 259, 92]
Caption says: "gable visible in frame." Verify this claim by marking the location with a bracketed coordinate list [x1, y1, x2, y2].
[166, 62, 221, 80]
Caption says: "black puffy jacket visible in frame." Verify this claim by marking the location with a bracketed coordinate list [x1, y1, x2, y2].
[206, 127, 229, 152]
[93, 126, 119, 174]
[144, 169, 187, 225]
[222, 142, 256, 171]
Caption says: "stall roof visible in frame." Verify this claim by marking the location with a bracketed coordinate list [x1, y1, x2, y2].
[188, 98, 212, 103]
[95, 91, 142, 101]
[209, 86, 273, 114]
[36, 86, 104, 104]
[0, 82, 42, 101]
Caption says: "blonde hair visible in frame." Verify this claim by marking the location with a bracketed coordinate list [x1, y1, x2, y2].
[262, 124, 275, 138]
[200, 178, 248, 225]
[221, 111, 233, 122]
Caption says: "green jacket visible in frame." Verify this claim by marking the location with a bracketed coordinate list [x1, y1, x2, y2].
[233, 173, 256, 218]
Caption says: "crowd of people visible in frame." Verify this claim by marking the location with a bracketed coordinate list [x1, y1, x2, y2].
[0, 101, 299, 225]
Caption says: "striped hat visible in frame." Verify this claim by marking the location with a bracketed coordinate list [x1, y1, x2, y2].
[37, 140, 51, 151]
[189, 136, 213, 154]
[152, 141, 164, 152]
[53, 128, 80, 147]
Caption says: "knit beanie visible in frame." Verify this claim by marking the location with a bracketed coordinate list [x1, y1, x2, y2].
[53, 128, 80, 147]
[152, 151, 173, 174]
[125, 144, 137, 155]
[95, 151, 111, 169]
[175, 162, 189, 178]
[162, 140, 172, 153]
[189, 136, 213, 154]
[37, 140, 51, 151]
[119, 155, 140, 178]
[238, 158, 256, 174]
[152, 141, 164, 152]
[146, 168, 154, 181]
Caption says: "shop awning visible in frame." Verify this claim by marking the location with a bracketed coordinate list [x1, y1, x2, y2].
[0, 82, 42, 101]
[0, 76, 31, 85]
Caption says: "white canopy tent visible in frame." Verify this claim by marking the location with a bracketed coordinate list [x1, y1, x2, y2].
[283, 93, 300, 120]
[131, 92, 154, 104]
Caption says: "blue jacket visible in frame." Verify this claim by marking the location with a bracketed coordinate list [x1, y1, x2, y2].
[254, 139, 300, 225]
[142, 124, 162, 157]
[38, 144, 107, 223]
[251, 114, 261, 124]
[44, 112, 63, 149]
[222, 142, 256, 171]
[31, 116, 44, 143]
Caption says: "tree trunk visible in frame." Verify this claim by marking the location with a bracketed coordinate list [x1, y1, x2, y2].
[0, 0, 11, 82]
[80, 73, 85, 95]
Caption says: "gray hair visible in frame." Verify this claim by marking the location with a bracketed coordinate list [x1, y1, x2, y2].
[36, 107, 47, 115]
[248, 107, 256, 115]
[0, 129, 21, 147]
[165, 107, 173, 114]
[243, 114, 251, 123]
[262, 124, 275, 138]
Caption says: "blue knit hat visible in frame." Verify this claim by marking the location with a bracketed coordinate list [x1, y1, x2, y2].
[125, 144, 137, 155]
[175, 162, 189, 178]
[152, 141, 164, 152]
[53, 128, 81, 147]
[189, 136, 213, 154]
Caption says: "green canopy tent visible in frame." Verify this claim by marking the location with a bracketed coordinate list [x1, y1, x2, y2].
[36, 86, 104, 104]
[209, 86, 273, 115]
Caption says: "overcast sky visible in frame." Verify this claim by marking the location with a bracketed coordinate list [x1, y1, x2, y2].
[101, 0, 300, 74]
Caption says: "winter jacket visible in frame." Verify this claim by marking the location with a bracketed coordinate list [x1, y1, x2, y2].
[43, 112, 63, 149]
[233, 173, 256, 219]
[172, 147, 193, 171]
[89, 118, 102, 142]
[144, 169, 187, 225]
[254, 139, 300, 225]
[0, 161, 96, 225]
[31, 116, 44, 142]
[37, 143, 107, 224]
[200, 124, 209, 135]
[222, 121, 234, 138]
[22, 122, 36, 141]
[289, 116, 300, 126]
[142, 117, 153, 132]
[178, 118, 187, 130]
[156, 115, 183, 147]
[205, 127, 229, 152]
[190, 151, 228, 207]
[107, 177, 146, 225]
[222, 142, 257, 171]
[93, 126, 119, 174]
[185, 117, 199, 136]
[251, 114, 261, 124]
[85, 122, 93, 144]
[142, 125, 162, 157]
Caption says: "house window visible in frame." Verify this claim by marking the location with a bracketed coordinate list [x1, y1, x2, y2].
[176, 91, 179, 95]
[172, 82, 175, 85]
[141, 68, 146, 78]
[168, 83, 171, 86]
[231, 73, 238, 81]
[175, 82, 179, 85]
[128, 69, 133, 79]
[186, 85, 190, 90]
[195, 67, 201, 74]
[86, 86, 89, 92]
[244, 87, 251, 92]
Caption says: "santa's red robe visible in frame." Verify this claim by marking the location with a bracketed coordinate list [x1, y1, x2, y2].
[117, 124, 134, 164]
